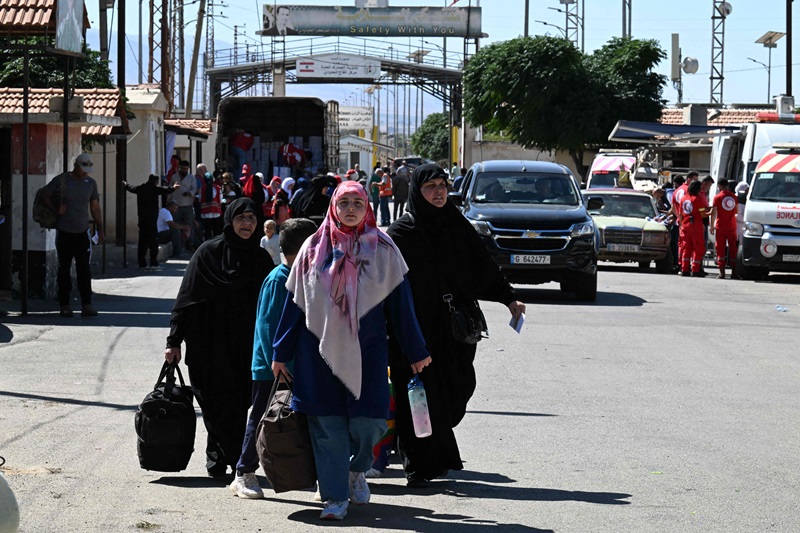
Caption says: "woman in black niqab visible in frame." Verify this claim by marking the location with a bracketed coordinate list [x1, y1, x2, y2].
[165, 197, 274, 476]
[387, 164, 526, 486]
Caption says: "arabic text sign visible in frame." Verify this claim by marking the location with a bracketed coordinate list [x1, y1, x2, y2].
[297, 54, 381, 81]
[259, 5, 482, 38]
[340, 107, 374, 130]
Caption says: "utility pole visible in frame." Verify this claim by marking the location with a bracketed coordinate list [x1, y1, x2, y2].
[139, 0, 143, 83]
[185, 0, 206, 117]
[524, 0, 529, 37]
[622, 0, 632, 38]
[99, 1, 109, 61]
[116, 0, 128, 254]
[788, 0, 793, 97]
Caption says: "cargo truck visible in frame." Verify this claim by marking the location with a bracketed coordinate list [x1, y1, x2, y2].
[215, 96, 339, 179]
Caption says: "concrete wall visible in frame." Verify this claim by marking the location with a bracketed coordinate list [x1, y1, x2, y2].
[10, 123, 82, 299]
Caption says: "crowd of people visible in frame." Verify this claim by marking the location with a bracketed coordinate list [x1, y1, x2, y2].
[162, 163, 525, 521]
[646, 171, 740, 279]
[124, 158, 427, 270]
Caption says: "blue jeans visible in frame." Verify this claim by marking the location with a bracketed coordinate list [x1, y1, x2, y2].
[379, 196, 390, 225]
[235, 380, 273, 475]
[307, 415, 386, 502]
[372, 196, 380, 218]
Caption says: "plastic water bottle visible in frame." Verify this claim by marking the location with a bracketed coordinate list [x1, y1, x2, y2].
[407, 375, 432, 438]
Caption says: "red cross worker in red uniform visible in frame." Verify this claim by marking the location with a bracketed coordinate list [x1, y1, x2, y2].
[710, 177, 739, 279]
[670, 171, 698, 274]
[680, 180, 709, 277]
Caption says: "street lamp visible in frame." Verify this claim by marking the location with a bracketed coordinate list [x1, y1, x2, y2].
[747, 57, 770, 104]
[535, 20, 567, 38]
[755, 31, 786, 104]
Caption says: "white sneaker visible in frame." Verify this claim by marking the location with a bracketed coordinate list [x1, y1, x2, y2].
[320, 500, 348, 520]
[365, 468, 383, 479]
[349, 471, 370, 505]
[228, 472, 264, 499]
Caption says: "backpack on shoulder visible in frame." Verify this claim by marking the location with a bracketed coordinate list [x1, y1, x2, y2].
[32, 173, 67, 230]
[134, 361, 196, 472]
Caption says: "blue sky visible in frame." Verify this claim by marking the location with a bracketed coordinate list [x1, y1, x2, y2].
[86, 0, 798, 114]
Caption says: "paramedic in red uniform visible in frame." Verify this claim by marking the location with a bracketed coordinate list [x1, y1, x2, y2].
[671, 171, 698, 274]
[710, 177, 739, 279]
[680, 180, 709, 277]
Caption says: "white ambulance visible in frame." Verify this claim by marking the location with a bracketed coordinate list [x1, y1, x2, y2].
[739, 143, 800, 279]
[585, 151, 636, 189]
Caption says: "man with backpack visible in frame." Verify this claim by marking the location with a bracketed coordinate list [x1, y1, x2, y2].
[42, 153, 104, 318]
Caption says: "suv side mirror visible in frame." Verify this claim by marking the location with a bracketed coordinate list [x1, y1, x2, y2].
[737, 192, 747, 205]
[448, 191, 463, 207]
[587, 197, 605, 210]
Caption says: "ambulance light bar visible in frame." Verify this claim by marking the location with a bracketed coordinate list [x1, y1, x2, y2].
[755, 112, 800, 123]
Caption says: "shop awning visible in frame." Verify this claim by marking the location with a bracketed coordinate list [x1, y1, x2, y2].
[608, 120, 741, 144]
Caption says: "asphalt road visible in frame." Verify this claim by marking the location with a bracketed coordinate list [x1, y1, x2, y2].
[1, 259, 799, 533]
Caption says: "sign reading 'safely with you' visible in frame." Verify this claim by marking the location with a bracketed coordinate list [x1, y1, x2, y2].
[258, 5, 483, 38]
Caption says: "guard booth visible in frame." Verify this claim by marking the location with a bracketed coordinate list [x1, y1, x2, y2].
[0, 89, 123, 299]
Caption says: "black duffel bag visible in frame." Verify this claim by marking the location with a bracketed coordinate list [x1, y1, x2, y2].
[256, 372, 316, 493]
[134, 361, 196, 472]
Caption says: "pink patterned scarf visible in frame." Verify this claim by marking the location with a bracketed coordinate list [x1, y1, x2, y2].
[286, 181, 408, 399]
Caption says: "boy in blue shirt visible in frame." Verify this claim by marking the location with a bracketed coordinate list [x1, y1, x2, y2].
[229, 218, 318, 499]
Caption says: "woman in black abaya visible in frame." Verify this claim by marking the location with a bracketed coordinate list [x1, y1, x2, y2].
[165, 198, 274, 477]
[387, 164, 526, 487]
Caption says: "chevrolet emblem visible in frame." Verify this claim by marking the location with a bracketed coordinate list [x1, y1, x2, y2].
[522, 230, 539, 238]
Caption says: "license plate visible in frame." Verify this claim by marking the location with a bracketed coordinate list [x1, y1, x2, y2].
[783, 254, 800, 262]
[608, 243, 640, 252]
[511, 254, 550, 265]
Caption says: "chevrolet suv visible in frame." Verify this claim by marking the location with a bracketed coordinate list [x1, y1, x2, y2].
[450, 160, 601, 301]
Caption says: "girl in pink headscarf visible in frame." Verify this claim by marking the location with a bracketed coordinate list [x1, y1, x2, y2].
[272, 181, 431, 520]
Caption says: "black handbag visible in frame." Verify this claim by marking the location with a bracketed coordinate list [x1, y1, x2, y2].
[255, 372, 317, 493]
[134, 361, 196, 472]
[443, 293, 488, 344]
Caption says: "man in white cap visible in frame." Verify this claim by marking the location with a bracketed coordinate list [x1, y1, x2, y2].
[43, 153, 105, 317]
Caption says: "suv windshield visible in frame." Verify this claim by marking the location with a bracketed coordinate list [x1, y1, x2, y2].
[587, 193, 656, 219]
[471, 172, 580, 206]
[750, 172, 800, 202]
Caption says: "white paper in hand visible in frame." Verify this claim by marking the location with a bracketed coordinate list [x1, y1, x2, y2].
[509, 313, 525, 334]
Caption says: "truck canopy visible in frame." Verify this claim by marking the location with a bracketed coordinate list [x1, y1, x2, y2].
[215, 96, 339, 176]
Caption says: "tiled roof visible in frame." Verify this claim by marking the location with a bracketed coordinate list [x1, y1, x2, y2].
[164, 118, 213, 135]
[0, 0, 90, 34]
[0, 87, 128, 136]
[660, 107, 761, 126]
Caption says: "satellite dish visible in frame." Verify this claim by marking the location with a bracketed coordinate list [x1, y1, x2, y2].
[682, 57, 699, 75]
[717, 2, 733, 17]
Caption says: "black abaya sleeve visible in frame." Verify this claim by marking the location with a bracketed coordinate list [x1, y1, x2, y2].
[166, 309, 187, 348]
[465, 225, 516, 306]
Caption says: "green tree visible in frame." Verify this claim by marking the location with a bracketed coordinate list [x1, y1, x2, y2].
[463, 36, 666, 175]
[410, 112, 450, 162]
[0, 38, 113, 89]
